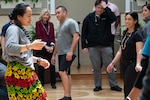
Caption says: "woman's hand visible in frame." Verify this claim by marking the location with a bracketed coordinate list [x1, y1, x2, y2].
[38, 58, 50, 69]
[66, 51, 73, 61]
[30, 39, 46, 50]
[135, 64, 142, 72]
[107, 62, 115, 73]
[51, 56, 55, 65]
[45, 45, 54, 53]
[82, 48, 88, 54]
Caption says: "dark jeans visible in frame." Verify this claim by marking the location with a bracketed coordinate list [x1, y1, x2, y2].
[0, 88, 8, 100]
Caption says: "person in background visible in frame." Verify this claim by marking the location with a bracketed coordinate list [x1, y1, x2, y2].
[92, 0, 120, 72]
[107, 11, 143, 98]
[82, 0, 122, 92]
[0, 12, 14, 65]
[35, 8, 57, 89]
[0, 63, 8, 100]
[4, 3, 49, 100]
[138, 33, 150, 100]
[126, 3, 150, 100]
[51, 6, 79, 100]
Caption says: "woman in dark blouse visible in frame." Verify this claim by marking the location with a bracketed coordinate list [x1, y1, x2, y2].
[35, 9, 56, 89]
[126, 4, 150, 100]
[107, 11, 143, 98]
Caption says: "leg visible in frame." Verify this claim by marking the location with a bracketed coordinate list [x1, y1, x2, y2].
[0, 88, 8, 100]
[102, 47, 122, 91]
[134, 55, 149, 89]
[124, 61, 138, 98]
[139, 59, 150, 100]
[127, 87, 141, 100]
[50, 64, 56, 89]
[38, 65, 45, 86]
[58, 54, 75, 100]
[127, 56, 149, 99]
[59, 71, 71, 97]
[101, 47, 117, 86]
[88, 47, 102, 91]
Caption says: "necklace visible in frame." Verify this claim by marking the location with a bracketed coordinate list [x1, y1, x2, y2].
[22, 28, 32, 42]
[121, 32, 132, 50]
[40, 21, 50, 35]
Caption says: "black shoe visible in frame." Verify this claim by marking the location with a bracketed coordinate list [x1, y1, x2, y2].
[59, 96, 72, 100]
[41, 83, 44, 86]
[93, 86, 102, 92]
[51, 84, 57, 89]
[111, 86, 122, 91]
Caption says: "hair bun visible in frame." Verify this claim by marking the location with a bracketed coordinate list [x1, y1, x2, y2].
[8, 12, 14, 20]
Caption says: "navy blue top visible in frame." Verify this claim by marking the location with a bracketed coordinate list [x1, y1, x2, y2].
[121, 30, 143, 60]
[1, 22, 12, 37]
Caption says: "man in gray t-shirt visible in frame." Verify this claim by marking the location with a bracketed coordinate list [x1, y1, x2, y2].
[51, 6, 79, 100]
[56, 18, 79, 56]
[0, 63, 8, 100]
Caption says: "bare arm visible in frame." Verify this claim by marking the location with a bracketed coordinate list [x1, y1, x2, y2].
[51, 43, 58, 65]
[66, 32, 79, 61]
[107, 47, 122, 73]
[20, 39, 46, 52]
[135, 42, 143, 72]
[69, 33, 79, 52]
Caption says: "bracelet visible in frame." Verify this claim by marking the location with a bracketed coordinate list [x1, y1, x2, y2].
[136, 63, 141, 66]
[26, 44, 29, 50]
[37, 57, 41, 65]
[126, 97, 131, 100]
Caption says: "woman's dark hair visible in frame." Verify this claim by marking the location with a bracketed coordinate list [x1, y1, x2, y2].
[11, 3, 29, 28]
[125, 11, 140, 30]
[8, 12, 14, 20]
[142, 3, 150, 10]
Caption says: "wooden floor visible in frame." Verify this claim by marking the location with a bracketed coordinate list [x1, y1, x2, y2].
[44, 66, 124, 100]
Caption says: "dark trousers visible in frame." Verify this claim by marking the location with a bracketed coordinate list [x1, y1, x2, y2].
[139, 58, 150, 100]
[120, 58, 139, 98]
[0, 88, 8, 100]
[134, 55, 149, 89]
[35, 48, 56, 86]
[38, 64, 56, 85]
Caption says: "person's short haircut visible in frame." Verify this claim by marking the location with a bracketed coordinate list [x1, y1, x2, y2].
[56, 6, 67, 12]
[95, 0, 102, 6]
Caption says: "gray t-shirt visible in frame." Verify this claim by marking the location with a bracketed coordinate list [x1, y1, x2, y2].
[56, 18, 79, 55]
[4, 24, 34, 70]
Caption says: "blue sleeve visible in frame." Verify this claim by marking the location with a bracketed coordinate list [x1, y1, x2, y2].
[142, 33, 150, 57]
